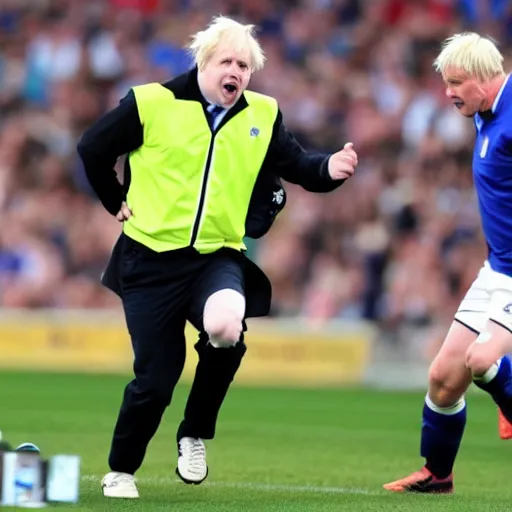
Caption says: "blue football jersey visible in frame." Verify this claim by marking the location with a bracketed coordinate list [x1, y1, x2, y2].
[473, 74, 512, 276]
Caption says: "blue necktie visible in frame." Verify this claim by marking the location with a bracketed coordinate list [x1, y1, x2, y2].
[207, 105, 224, 130]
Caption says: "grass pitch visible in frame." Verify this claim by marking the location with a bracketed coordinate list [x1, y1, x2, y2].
[0, 371, 511, 511]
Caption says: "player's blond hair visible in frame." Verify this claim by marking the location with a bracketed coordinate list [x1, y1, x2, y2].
[433, 32, 505, 81]
[188, 15, 266, 72]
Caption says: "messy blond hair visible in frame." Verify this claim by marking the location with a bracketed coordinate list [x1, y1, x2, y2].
[188, 15, 266, 72]
[433, 32, 504, 81]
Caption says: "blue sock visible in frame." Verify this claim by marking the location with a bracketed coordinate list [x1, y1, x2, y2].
[421, 396, 466, 479]
[474, 355, 512, 421]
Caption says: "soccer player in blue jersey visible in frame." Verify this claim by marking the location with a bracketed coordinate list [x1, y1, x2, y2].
[384, 32, 512, 494]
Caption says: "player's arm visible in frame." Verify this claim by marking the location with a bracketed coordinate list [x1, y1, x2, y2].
[77, 91, 143, 215]
[266, 110, 354, 192]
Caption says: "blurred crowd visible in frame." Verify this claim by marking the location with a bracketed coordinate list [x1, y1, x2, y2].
[0, 0, 510, 346]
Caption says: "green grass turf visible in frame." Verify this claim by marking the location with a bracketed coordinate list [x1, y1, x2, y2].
[0, 371, 511, 511]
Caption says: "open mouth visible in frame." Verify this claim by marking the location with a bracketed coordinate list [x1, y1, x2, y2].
[223, 84, 237, 93]
[453, 101, 464, 109]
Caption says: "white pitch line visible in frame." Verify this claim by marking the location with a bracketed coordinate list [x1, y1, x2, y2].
[82, 474, 379, 496]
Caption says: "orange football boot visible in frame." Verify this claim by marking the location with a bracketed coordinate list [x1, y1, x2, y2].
[383, 466, 454, 494]
[498, 408, 512, 439]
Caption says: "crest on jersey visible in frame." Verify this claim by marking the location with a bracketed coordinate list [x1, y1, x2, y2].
[480, 136, 489, 158]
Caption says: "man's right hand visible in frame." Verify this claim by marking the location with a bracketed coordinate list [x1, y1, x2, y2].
[116, 201, 133, 222]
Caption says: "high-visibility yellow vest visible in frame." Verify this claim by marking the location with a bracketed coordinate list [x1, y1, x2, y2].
[123, 83, 278, 253]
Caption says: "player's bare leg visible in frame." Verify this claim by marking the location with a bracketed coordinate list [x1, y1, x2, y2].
[468, 321, 512, 432]
[384, 321, 475, 493]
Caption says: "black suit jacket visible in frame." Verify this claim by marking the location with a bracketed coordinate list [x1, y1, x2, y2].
[77, 67, 342, 218]
[77, 67, 346, 315]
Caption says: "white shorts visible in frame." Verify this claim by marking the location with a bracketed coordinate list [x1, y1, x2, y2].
[455, 261, 512, 334]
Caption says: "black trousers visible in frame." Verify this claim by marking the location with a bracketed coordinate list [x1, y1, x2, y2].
[107, 234, 254, 475]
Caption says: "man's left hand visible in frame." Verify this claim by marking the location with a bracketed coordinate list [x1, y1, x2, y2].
[328, 142, 358, 180]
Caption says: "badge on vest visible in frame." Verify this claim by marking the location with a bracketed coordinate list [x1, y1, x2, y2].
[250, 127, 260, 137]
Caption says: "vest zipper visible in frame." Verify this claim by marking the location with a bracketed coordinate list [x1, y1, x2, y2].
[190, 133, 216, 247]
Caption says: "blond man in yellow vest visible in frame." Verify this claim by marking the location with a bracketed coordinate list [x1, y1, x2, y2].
[77, 15, 358, 499]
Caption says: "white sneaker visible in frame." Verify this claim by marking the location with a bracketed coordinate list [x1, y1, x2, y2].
[101, 471, 139, 498]
[176, 437, 208, 484]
